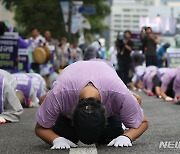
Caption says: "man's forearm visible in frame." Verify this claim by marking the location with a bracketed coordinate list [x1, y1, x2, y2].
[123, 116, 148, 142]
[152, 37, 160, 45]
[35, 123, 59, 144]
[160, 90, 167, 99]
[132, 92, 142, 105]
[124, 45, 132, 52]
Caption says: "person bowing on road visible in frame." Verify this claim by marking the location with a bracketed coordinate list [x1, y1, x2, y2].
[0, 70, 23, 124]
[35, 60, 148, 149]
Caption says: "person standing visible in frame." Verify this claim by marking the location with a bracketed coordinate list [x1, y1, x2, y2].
[44, 30, 57, 46]
[27, 28, 45, 73]
[54, 37, 70, 72]
[108, 41, 118, 70]
[157, 43, 170, 68]
[140, 27, 160, 66]
[117, 30, 134, 85]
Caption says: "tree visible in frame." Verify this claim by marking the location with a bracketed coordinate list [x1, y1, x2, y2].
[1, 0, 67, 38]
[1, 0, 110, 41]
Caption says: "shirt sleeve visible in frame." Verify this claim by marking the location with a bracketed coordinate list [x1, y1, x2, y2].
[161, 74, 173, 91]
[114, 93, 144, 129]
[35, 89, 62, 128]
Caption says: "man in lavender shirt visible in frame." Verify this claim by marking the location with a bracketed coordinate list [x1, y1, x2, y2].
[130, 65, 146, 91]
[142, 66, 157, 96]
[160, 68, 177, 102]
[151, 68, 170, 98]
[35, 60, 148, 149]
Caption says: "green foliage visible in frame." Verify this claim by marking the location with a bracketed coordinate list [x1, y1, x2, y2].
[83, 0, 110, 33]
[1, 0, 110, 40]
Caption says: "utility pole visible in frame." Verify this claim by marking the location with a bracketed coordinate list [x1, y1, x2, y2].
[68, 0, 73, 42]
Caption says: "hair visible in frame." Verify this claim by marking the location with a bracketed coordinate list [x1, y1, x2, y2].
[72, 97, 107, 125]
[145, 27, 153, 33]
[0, 21, 7, 36]
[60, 37, 67, 42]
[84, 45, 99, 60]
[124, 30, 131, 35]
[30, 28, 39, 33]
[163, 42, 170, 50]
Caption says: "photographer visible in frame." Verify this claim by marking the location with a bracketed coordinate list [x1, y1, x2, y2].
[140, 27, 160, 66]
[116, 30, 134, 85]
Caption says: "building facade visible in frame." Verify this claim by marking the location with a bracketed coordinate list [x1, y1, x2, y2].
[106, 0, 180, 46]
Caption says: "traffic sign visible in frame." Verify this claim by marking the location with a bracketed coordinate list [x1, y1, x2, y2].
[79, 6, 96, 14]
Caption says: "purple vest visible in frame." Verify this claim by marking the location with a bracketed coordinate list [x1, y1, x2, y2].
[0, 75, 4, 113]
[27, 73, 43, 99]
[13, 74, 31, 102]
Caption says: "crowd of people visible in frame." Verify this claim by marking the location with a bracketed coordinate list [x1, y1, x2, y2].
[109, 26, 171, 86]
[0, 20, 179, 150]
[130, 66, 180, 102]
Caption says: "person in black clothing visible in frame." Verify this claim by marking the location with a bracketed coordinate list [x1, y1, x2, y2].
[140, 27, 160, 66]
[117, 30, 134, 85]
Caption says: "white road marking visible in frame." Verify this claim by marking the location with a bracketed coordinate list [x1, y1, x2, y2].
[69, 143, 97, 154]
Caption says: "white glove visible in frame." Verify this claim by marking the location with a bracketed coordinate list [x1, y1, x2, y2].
[107, 135, 132, 147]
[0, 117, 6, 124]
[51, 137, 78, 150]
[165, 96, 174, 102]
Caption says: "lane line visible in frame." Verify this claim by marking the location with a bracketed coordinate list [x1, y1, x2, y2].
[69, 144, 97, 154]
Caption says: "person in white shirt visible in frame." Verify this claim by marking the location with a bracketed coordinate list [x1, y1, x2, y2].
[12, 73, 39, 108]
[0, 70, 23, 124]
[108, 41, 118, 70]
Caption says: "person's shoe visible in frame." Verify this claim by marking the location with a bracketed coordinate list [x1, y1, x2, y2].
[158, 95, 162, 99]
[147, 91, 154, 96]
[26, 98, 31, 108]
[0, 117, 6, 124]
[138, 89, 142, 92]
[165, 96, 174, 102]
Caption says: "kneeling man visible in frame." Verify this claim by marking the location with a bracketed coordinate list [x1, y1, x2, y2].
[35, 60, 148, 149]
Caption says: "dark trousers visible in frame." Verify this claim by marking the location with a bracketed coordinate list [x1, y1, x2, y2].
[145, 56, 158, 66]
[52, 114, 124, 144]
[118, 61, 130, 85]
[31, 62, 40, 73]
[166, 78, 175, 98]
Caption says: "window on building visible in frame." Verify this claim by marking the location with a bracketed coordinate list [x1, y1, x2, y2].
[123, 9, 130, 12]
[133, 15, 140, 18]
[141, 9, 148, 12]
[133, 20, 139, 23]
[124, 20, 130, 23]
[124, 15, 130, 18]
[133, 26, 139, 29]
[124, 25, 130, 28]
[114, 25, 121, 28]
[114, 20, 121, 23]
[114, 14, 121, 17]
[136, 9, 140, 12]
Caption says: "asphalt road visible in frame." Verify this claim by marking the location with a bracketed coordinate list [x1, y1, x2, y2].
[1, 91, 180, 154]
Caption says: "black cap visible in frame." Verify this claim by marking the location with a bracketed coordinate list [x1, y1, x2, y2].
[73, 98, 106, 145]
